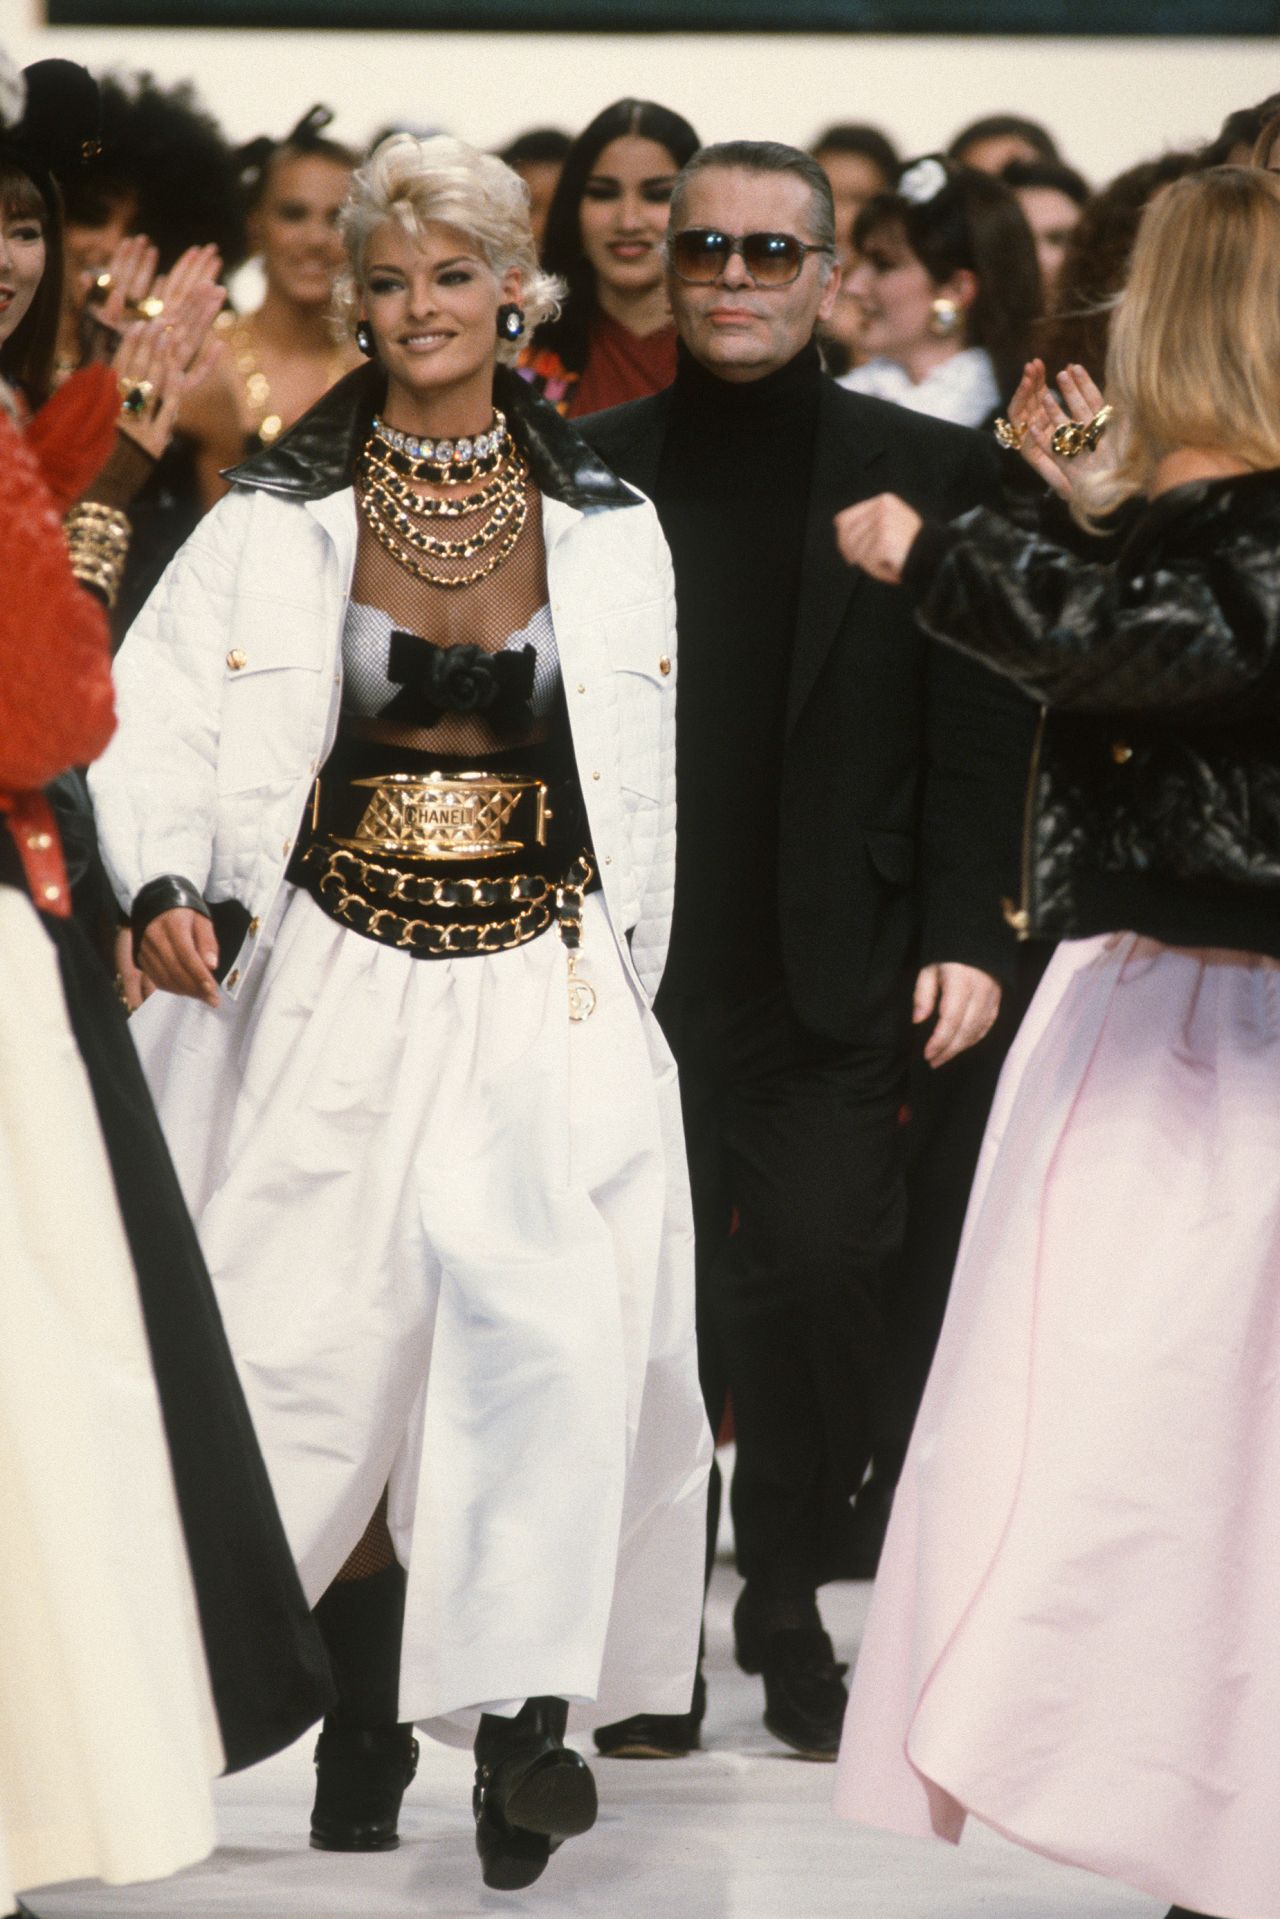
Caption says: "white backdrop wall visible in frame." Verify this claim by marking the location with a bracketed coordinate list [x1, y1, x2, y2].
[4, 0, 1279, 186]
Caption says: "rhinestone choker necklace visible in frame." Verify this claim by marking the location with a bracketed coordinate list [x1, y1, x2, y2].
[373, 409, 508, 472]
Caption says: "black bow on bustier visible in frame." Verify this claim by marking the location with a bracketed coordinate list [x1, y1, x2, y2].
[380, 631, 536, 730]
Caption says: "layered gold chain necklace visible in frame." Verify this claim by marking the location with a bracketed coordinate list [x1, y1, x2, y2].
[356, 409, 530, 589]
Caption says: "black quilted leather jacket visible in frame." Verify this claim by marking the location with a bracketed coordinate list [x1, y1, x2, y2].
[903, 468, 1280, 959]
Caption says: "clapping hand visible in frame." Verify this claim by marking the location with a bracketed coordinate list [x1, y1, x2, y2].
[87, 241, 226, 462]
[1002, 358, 1117, 499]
[112, 285, 225, 463]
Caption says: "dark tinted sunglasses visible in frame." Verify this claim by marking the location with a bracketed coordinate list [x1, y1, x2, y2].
[670, 227, 830, 287]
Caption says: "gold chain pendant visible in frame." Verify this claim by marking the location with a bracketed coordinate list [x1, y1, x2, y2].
[566, 950, 597, 1022]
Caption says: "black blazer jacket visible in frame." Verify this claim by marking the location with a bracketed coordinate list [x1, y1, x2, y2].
[582, 374, 1036, 1043]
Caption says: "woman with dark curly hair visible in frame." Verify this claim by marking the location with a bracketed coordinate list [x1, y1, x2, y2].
[57, 69, 243, 353]
[519, 97, 699, 417]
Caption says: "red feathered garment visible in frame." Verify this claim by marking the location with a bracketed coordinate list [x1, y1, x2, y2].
[1, 366, 120, 914]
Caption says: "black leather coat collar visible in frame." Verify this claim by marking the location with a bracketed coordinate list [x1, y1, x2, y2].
[224, 361, 638, 512]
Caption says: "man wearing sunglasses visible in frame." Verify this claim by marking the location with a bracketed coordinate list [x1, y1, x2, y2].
[582, 141, 1031, 1764]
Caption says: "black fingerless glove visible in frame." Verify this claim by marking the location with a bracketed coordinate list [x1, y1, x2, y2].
[131, 873, 212, 967]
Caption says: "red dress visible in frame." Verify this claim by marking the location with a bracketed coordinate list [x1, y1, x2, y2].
[566, 312, 678, 419]
[0, 367, 118, 912]
[519, 313, 678, 420]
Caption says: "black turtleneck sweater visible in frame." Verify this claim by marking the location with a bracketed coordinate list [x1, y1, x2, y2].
[653, 339, 822, 993]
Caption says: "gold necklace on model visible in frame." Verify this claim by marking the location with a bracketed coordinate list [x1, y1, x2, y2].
[356, 410, 529, 590]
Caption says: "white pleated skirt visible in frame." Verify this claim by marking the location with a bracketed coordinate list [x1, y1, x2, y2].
[0, 888, 220, 1914]
[131, 884, 711, 1745]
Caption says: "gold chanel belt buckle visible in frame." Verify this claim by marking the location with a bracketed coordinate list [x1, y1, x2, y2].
[337, 772, 548, 861]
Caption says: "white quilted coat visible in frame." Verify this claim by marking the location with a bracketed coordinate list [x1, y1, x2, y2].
[90, 481, 677, 1002]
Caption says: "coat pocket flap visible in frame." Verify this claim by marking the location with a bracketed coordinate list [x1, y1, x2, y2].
[604, 606, 672, 684]
[222, 604, 325, 677]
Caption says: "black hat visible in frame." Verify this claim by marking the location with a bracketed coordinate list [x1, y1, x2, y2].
[0, 57, 102, 205]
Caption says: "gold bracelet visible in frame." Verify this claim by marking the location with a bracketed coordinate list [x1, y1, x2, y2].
[65, 501, 131, 539]
[66, 502, 131, 609]
[69, 528, 130, 562]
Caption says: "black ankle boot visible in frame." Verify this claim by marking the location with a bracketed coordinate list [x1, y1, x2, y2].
[310, 1563, 418, 1851]
[473, 1696, 598, 1890]
[311, 1721, 419, 1851]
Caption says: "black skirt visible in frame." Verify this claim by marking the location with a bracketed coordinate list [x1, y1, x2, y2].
[3, 834, 333, 1771]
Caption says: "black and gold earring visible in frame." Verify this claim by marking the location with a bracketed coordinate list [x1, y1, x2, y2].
[496, 302, 526, 343]
[355, 319, 375, 357]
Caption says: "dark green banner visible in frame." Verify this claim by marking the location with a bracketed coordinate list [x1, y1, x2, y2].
[43, 0, 1280, 30]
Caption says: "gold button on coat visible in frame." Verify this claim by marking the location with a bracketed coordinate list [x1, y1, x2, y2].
[225, 968, 239, 988]
[659, 655, 671, 676]
[226, 648, 247, 671]
[248, 917, 261, 936]
[1111, 740, 1133, 764]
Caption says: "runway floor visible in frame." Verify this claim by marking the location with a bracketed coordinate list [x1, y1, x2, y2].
[32, 1548, 1159, 1919]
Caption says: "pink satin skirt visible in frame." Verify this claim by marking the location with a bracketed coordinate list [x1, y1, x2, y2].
[837, 933, 1280, 1919]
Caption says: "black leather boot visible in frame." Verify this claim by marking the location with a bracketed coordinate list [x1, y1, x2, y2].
[473, 1696, 598, 1890]
[311, 1721, 419, 1851]
[310, 1562, 419, 1851]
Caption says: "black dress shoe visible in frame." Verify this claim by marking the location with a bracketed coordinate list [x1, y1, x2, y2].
[734, 1588, 849, 1761]
[310, 1719, 420, 1851]
[474, 1696, 598, 1890]
[594, 1666, 706, 1758]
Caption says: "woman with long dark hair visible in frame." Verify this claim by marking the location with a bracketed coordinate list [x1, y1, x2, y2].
[520, 97, 699, 416]
[842, 154, 1041, 426]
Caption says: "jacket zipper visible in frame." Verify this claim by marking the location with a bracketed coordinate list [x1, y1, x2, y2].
[1003, 702, 1047, 941]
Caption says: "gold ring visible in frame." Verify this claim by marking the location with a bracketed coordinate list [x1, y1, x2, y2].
[1050, 418, 1089, 458]
[127, 294, 166, 321]
[993, 416, 1028, 452]
[119, 377, 156, 417]
[1082, 403, 1114, 451]
[88, 270, 114, 302]
[1051, 404, 1114, 460]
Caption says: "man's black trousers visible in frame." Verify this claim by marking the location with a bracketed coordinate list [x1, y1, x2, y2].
[657, 979, 908, 1599]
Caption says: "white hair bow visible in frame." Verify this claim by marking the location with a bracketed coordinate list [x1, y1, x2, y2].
[0, 50, 26, 133]
[898, 157, 948, 206]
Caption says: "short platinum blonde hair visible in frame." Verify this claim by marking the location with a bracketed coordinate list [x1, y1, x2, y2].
[336, 132, 562, 362]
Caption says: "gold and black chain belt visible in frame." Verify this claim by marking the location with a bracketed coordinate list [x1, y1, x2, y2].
[294, 839, 592, 960]
[291, 768, 597, 1014]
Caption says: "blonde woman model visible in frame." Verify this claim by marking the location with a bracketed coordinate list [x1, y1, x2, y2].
[834, 165, 1280, 1919]
[90, 132, 710, 1893]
